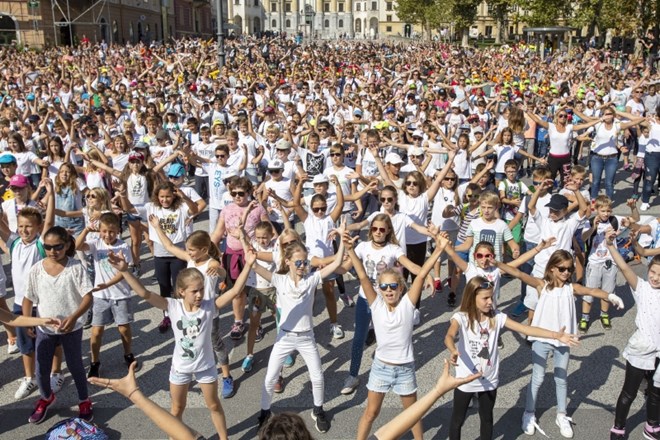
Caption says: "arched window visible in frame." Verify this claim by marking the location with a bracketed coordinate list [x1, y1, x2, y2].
[338, 19, 343, 28]
[272, 19, 277, 28]
[324, 19, 329, 28]
[285, 19, 291, 28]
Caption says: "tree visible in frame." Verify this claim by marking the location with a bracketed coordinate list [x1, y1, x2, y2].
[452, 0, 483, 46]
[395, 0, 452, 40]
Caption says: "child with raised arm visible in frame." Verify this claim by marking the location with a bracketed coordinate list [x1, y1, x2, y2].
[106, 246, 255, 440]
[348, 231, 445, 440]
[75, 212, 138, 378]
[445, 275, 579, 440]
[604, 228, 660, 440]
[494, 252, 623, 438]
[252, 218, 348, 434]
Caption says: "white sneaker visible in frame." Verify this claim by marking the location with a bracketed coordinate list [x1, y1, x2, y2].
[50, 373, 65, 394]
[522, 411, 537, 435]
[641, 202, 651, 211]
[555, 414, 574, 438]
[14, 377, 37, 399]
[340, 375, 359, 395]
[413, 309, 421, 326]
[7, 341, 19, 354]
[331, 324, 345, 339]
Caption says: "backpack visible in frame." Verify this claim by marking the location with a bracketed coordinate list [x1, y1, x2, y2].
[10, 237, 46, 258]
[45, 417, 109, 440]
[585, 215, 619, 256]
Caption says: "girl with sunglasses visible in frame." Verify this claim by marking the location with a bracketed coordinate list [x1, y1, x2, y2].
[340, 214, 432, 396]
[445, 275, 580, 440]
[347, 230, 446, 440]
[252, 219, 347, 434]
[494, 250, 624, 438]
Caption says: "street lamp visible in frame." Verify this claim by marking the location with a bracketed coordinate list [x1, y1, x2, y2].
[216, 0, 225, 67]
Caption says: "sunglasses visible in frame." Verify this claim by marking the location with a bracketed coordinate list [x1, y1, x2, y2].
[312, 206, 327, 213]
[405, 181, 419, 187]
[43, 243, 65, 251]
[281, 240, 296, 247]
[9, 186, 25, 191]
[86, 194, 97, 199]
[557, 114, 567, 118]
[380, 197, 394, 203]
[294, 259, 310, 268]
[330, 152, 343, 157]
[478, 281, 494, 290]
[129, 159, 141, 164]
[216, 154, 227, 158]
[444, 177, 457, 181]
[412, 154, 424, 158]
[269, 169, 282, 173]
[379, 283, 400, 291]
[532, 180, 542, 185]
[556, 266, 573, 273]
[230, 191, 246, 197]
[466, 193, 479, 199]
[475, 253, 494, 259]
[318, 128, 327, 132]
[371, 226, 387, 234]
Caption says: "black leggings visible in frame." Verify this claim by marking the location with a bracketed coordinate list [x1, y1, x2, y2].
[450, 388, 497, 440]
[405, 241, 427, 309]
[547, 153, 571, 186]
[614, 360, 660, 428]
[154, 256, 187, 298]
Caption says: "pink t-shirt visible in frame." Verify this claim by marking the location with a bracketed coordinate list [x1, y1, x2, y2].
[220, 202, 268, 251]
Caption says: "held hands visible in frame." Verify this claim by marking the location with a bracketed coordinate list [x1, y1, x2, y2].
[608, 293, 625, 309]
[555, 326, 580, 347]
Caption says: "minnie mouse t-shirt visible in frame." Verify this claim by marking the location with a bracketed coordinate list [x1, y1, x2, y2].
[167, 297, 216, 374]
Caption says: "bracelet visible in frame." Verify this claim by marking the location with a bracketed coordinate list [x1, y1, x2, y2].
[127, 387, 141, 400]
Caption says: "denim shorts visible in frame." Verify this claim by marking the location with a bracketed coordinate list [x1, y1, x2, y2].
[92, 297, 133, 326]
[169, 364, 218, 385]
[367, 357, 417, 395]
[12, 304, 36, 354]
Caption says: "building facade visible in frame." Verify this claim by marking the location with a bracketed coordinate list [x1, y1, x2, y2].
[0, 0, 198, 48]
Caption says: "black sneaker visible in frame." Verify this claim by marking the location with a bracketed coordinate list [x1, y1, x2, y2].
[311, 407, 331, 433]
[365, 329, 376, 347]
[498, 336, 504, 349]
[258, 409, 271, 428]
[87, 362, 100, 379]
[124, 353, 141, 372]
[83, 310, 93, 330]
[255, 325, 265, 343]
[447, 292, 457, 307]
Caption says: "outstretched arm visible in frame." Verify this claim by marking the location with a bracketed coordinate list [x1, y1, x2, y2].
[108, 252, 168, 310]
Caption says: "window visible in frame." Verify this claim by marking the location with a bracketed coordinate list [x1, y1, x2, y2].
[271, 2, 276, 11]
[324, 19, 329, 28]
[272, 19, 277, 27]
[371, 1, 377, 10]
[487, 3, 493, 14]
[338, 2, 344, 12]
[234, 0, 239, 4]
[386, 1, 392, 10]
[386, 26, 392, 32]
[485, 25, 493, 37]
[286, 19, 291, 27]
[338, 19, 343, 27]
[255, 0, 259, 5]
[509, 26, 514, 36]
[386, 15, 392, 22]
[324, 2, 330, 12]
[356, 3, 361, 10]
[285, 2, 291, 11]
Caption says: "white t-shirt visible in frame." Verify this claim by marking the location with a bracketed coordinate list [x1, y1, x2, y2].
[493, 144, 520, 173]
[246, 241, 276, 289]
[397, 190, 429, 245]
[353, 241, 405, 299]
[147, 203, 191, 257]
[529, 282, 576, 347]
[206, 163, 232, 210]
[127, 173, 149, 207]
[431, 188, 459, 231]
[548, 123, 573, 156]
[8, 234, 45, 304]
[271, 271, 322, 333]
[265, 177, 293, 223]
[371, 294, 415, 364]
[532, 210, 583, 270]
[25, 258, 92, 335]
[369, 211, 413, 249]
[464, 262, 502, 304]
[498, 180, 529, 221]
[521, 193, 552, 244]
[192, 141, 216, 176]
[86, 237, 133, 300]
[323, 166, 355, 212]
[623, 278, 660, 370]
[453, 311, 507, 392]
[167, 297, 216, 373]
[590, 122, 620, 156]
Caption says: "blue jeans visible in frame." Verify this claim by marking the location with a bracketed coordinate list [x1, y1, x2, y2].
[525, 341, 570, 414]
[36, 328, 88, 401]
[535, 139, 549, 158]
[590, 154, 618, 200]
[349, 296, 372, 377]
[643, 151, 660, 203]
[519, 241, 538, 299]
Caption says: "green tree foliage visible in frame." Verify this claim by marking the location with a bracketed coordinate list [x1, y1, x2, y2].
[395, 0, 452, 39]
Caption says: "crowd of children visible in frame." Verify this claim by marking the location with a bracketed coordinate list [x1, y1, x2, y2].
[1, 40, 660, 440]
